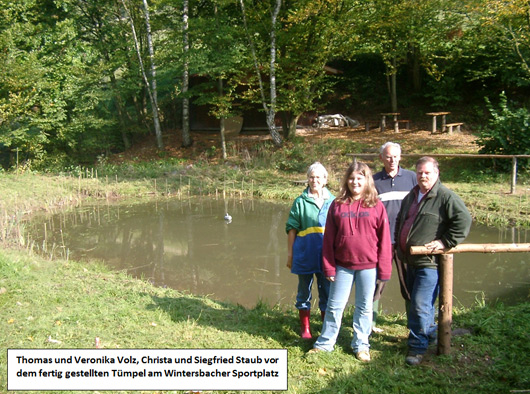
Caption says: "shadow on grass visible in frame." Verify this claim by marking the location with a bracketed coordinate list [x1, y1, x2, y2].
[313, 302, 530, 394]
[147, 290, 529, 392]
[148, 292, 410, 355]
[147, 293, 325, 350]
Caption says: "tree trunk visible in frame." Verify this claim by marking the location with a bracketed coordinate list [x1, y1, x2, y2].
[218, 79, 227, 160]
[142, 0, 163, 149]
[239, 0, 282, 147]
[110, 74, 131, 150]
[120, 0, 163, 149]
[181, 0, 192, 147]
[410, 45, 422, 93]
[391, 56, 398, 112]
[267, 0, 283, 146]
[282, 112, 301, 140]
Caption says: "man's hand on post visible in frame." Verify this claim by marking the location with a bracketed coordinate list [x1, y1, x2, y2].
[424, 239, 445, 252]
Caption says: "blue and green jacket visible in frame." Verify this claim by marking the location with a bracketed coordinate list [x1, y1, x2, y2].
[286, 187, 334, 275]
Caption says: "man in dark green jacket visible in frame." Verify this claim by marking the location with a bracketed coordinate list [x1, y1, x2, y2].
[395, 156, 472, 365]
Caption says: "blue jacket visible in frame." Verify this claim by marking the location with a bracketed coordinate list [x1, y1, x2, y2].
[286, 187, 334, 275]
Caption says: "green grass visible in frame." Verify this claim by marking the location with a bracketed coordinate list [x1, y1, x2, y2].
[1, 249, 528, 393]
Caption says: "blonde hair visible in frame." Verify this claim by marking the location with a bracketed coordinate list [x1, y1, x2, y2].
[336, 161, 378, 207]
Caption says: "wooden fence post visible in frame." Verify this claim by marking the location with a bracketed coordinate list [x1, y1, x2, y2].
[438, 253, 453, 355]
[409, 243, 530, 358]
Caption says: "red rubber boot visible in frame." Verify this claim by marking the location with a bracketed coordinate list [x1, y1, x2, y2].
[299, 309, 312, 339]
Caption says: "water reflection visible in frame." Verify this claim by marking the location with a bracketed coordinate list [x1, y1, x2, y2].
[26, 199, 529, 312]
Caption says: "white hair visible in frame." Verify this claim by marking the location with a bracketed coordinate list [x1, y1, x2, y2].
[307, 162, 328, 179]
[380, 141, 402, 155]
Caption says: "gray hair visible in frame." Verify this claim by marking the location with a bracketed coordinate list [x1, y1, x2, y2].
[416, 156, 439, 171]
[307, 162, 328, 179]
[380, 141, 402, 155]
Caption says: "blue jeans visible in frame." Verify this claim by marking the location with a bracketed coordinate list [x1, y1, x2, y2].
[296, 273, 330, 311]
[313, 266, 376, 352]
[406, 266, 439, 354]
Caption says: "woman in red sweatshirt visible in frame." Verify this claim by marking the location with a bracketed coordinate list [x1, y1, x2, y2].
[310, 161, 392, 362]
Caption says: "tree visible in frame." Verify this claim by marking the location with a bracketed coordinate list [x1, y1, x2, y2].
[180, 0, 249, 158]
[121, 0, 164, 149]
[235, 0, 356, 141]
[181, 0, 192, 147]
[275, 0, 355, 139]
[239, 0, 283, 147]
[0, 0, 120, 168]
[357, 0, 463, 112]
[464, 0, 530, 88]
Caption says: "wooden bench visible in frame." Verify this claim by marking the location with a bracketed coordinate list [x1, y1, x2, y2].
[292, 180, 307, 185]
[445, 122, 463, 134]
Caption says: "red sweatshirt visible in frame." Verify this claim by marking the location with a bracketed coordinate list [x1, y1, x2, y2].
[322, 199, 392, 281]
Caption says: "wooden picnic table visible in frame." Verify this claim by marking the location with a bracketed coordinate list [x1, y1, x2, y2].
[380, 112, 400, 133]
[426, 112, 450, 134]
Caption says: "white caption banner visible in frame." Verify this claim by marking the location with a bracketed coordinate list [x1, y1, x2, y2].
[8, 348, 288, 391]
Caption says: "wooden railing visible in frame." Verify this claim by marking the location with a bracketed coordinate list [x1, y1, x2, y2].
[409, 243, 530, 355]
[348, 153, 530, 194]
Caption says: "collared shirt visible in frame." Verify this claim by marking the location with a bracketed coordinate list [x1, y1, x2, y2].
[308, 190, 325, 209]
[373, 167, 417, 243]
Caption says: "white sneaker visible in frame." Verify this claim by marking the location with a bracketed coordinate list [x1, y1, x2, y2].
[355, 350, 371, 362]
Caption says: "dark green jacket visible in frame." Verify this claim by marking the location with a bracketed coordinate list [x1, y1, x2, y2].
[395, 179, 472, 268]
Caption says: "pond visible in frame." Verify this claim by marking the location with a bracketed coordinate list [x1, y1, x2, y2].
[25, 198, 529, 314]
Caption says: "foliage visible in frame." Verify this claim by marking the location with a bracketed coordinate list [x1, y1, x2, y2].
[476, 92, 530, 170]
[354, 0, 463, 110]
[471, 0, 530, 85]
[1, 0, 530, 166]
[429, 0, 530, 110]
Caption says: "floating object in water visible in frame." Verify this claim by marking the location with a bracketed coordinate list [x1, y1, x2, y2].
[224, 213, 232, 221]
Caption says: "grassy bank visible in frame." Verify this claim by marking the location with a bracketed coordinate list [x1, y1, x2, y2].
[1, 132, 529, 393]
[1, 154, 529, 238]
[1, 248, 529, 393]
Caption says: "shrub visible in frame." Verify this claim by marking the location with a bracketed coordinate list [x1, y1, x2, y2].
[477, 92, 530, 170]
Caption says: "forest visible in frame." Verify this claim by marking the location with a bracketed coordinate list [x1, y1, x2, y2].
[1, 0, 529, 169]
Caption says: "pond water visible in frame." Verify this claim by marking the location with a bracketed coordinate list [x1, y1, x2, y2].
[25, 198, 529, 314]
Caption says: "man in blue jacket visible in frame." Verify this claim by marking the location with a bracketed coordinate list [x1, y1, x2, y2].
[395, 156, 472, 365]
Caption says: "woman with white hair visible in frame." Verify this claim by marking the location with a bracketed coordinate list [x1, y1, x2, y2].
[286, 162, 335, 339]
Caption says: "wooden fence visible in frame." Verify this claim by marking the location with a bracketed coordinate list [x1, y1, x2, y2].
[348, 153, 530, 194]
[409, 243, 530, 355]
